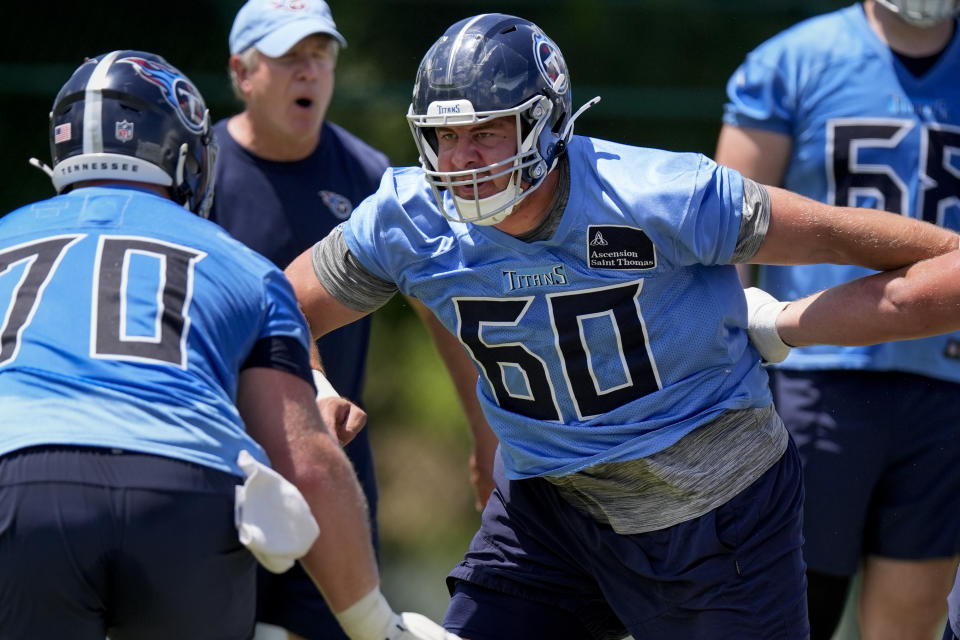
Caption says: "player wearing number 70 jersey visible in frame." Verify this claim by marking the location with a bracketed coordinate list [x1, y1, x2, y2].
[0, 50, 458, 640]
[717, 2, 960, 637]
[285, 13, 959, 639]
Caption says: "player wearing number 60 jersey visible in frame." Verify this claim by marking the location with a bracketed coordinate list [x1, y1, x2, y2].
[286, 13, 960, 639]
[718, 2, 960, 637]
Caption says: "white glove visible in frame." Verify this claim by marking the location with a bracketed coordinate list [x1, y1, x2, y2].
[744, 286, 791, 364]
[335, 588, 462, 640]
[234, 450, 320, 573]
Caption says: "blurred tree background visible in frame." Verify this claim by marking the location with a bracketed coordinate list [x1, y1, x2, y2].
[2, 0, 867, 634]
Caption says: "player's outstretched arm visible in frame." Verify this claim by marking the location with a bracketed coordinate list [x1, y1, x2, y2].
[238, 368, 461, 640]
[752, 186, 960, 270]
[284, 247, 374, 445]
[746, 250, 960, 352]
[776, 250, 960, 347]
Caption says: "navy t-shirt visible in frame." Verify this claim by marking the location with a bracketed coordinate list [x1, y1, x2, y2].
[209, 119, 389, 402]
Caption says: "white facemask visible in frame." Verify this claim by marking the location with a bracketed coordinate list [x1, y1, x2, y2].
[874, 0, 960, 27]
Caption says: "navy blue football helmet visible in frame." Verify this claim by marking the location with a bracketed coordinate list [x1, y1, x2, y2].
[407, 14, 598, 224]
[34, 50, 217, 217]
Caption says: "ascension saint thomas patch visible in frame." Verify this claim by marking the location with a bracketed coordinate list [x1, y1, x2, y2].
[586, 225, 656, 270]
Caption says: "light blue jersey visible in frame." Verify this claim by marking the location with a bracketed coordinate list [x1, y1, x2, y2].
[0, 186, 312, 476]
[344, 136, 772, 478]
[724, 3, 960, 379]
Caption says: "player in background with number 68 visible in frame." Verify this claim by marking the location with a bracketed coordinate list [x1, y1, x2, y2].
[716, 2, 960, 638]
[285, 13, 959, 639]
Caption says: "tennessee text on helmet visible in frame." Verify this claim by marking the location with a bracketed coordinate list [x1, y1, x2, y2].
[874, 0, 960, 27]
[30, 50, 218, 217]
[406, 13, 599, 225]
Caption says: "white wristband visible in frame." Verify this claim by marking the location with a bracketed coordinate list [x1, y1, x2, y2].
[311, 369, 340, 400]
[744, 287, 791, 364]
[334, 587, 394, 640]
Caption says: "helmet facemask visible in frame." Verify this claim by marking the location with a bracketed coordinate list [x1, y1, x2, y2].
[407, 94, 556, 225]
[406, 14, 600, 226]
[874, 0, 960, 27]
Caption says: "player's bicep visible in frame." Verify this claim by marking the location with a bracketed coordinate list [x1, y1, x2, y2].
[285, 229, 391, 338]
[285, 251, 365, 338]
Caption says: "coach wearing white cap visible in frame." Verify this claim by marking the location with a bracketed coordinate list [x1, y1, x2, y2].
[230, 0, 346, 57]
[210, 2, 392, 640]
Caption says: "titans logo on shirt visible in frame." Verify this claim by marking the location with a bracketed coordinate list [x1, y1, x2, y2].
[502, 265, 567, 291]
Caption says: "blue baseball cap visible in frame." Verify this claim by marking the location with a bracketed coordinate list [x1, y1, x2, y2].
[229, 0, 347, 57]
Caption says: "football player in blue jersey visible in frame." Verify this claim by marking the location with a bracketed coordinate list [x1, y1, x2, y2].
[284, 13, 959, 639]
[716, 1, 960, 637]
[0, 50, 458, 640]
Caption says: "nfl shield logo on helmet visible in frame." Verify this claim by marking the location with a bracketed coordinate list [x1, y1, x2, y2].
[115, 120, 134, 142]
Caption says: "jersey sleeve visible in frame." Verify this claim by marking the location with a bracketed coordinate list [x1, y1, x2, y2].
[722, 38, 796, 135]
[683, 157, 746, 265]
[340, 167, 452, 294]
[636, 153, 745, 267]
[245, 268, 313, 383]
[310, 227, 398, 313]
[340, 171, 401, 283]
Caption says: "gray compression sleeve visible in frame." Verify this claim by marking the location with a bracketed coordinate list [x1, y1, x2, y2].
[309, 228, 399, 313]
[731, 177, 771, 264]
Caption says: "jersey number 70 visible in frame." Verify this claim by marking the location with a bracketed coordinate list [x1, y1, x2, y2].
[0, 234, 205, 369]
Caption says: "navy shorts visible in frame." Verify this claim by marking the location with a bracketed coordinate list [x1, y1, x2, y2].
[256, 431, 379, 639]
[444, 439, 808, 640]
[771, 369, 960, 576]
[0, 446, 255, 640]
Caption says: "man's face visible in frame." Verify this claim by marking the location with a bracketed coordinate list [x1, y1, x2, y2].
[435, 116, 520, 200]
[241, 34, 337, 141]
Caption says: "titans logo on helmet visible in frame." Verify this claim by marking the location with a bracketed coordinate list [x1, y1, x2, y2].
[532, 32, 569, 96]
[116, 56, 206, 133]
